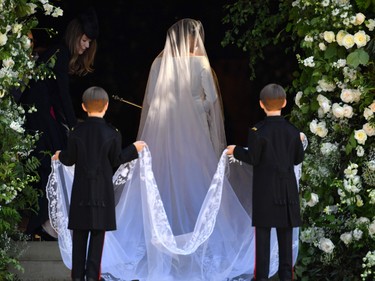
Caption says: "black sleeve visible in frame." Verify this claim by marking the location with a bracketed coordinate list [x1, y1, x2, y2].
[54, 46, 77, 129]
[59, 134, 77, 166]
[109, 133, 138, 167]
[233, 128, 263, 166]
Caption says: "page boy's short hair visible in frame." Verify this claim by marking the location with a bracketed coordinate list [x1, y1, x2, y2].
[259, 83, 286, 111]
[82, 86, 109, 112]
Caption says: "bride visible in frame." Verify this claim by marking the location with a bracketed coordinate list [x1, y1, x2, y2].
[47, 18, 299, 281]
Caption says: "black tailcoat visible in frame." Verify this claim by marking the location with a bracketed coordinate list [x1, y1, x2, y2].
[59, 117, 138, 230]
[234, 116, 304, 227]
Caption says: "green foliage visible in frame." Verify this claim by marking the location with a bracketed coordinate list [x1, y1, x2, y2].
[222, 0, 294, 79]
[223, 0, 375, 280]
[0, 0, 63, 279]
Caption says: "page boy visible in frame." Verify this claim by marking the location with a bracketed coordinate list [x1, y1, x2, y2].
[226, 83, 304, 281]
[52, 86, 146, 281]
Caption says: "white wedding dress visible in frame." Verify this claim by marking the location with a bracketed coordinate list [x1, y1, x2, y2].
[46, 19, 302, 281]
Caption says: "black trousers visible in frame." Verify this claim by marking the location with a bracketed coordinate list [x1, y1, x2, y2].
[71, 229, 105, 280]
[255, 226, 293, 280]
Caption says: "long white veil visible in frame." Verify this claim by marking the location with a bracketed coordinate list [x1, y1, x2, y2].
[46, 19, 301, 281]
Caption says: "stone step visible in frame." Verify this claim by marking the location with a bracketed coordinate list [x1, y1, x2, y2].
[11, 241, 71, 281]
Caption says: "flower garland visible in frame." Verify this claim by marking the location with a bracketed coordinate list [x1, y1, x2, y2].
[288, 0, 375, 279]
[0, 1, 62, 280]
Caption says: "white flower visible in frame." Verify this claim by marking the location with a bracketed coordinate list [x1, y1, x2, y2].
[354, 129, 367, 144]
[319, 42, 327, 51]
[323, 31, 336, 43]
[336, 30, 347, 46]
[304, 35, 314, 42]
[2, 58, 15, 69]
[340, 89, 356, 103]
[363, 107, 374, 120]
[316, 122, 328, 138]
[307, 193, 319, 207]
[9, 121, 25, 133]
[332, 103, 344, 118]
[321, 142, 337, 155]
[303, 56, 315, 67]
[356, 146, 364, 157]
[26, 3, 38, 14]
[353, 228, 363, 240]
[295, 91, 303, 108]
[0, 32, 8, 46]
[344, 163, 358, 177]
[369, 101, 375, 112]
[317, 80, 336, 92]
[39, 0, 48, 4]
[43, 4, 54, 15]
[342, 34, 355, 49]
[363, 123, 375, 136]
[332, 9, 340, 16]
[52, 7, 63, 17]
[354, 13, 366, 25]
[12, 23, 22, 35]
[356, 195, 364, 207]
[319, 237, 335, 254]
[321, 0, 330, 7]
[368, 160, 375, 171]
[368, 221, 375, 236]
[343, 104, 353, 118]
[353, 30, 368, 48]
[366, 19, 375, 31]
[317, 94, 332, 113]
[340, 232, 353, 245]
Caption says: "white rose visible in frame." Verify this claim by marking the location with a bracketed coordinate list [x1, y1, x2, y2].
[368, 221, 375, 236]
[0, 32, 7, 46]
[363, 123, 375, 136]
[343, 104, 353, 118]
[323, 31, 336, 43]
[316, 121, 328, 138]
[354, 129, 367, 145]
[332, 103, 344, 118]
[307, 193, 319, 207]
[354, 31, 368, 48]
[364, 107, 374, 120]
[309, 119, 318, 134]
[340, 89, 355, 103]
[342, 34, 355, 49]
[336, 30, 347, 46]
[369, 101, 375, 112]
[319, 42, 327, 51]
[319, 237, 335, 254]
[354, 13, 366, 25]
[340, 232, 353, 245]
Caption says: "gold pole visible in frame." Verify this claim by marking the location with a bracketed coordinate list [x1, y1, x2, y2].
[112, 95, 142, 109]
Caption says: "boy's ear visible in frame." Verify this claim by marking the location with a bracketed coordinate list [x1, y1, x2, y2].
[103, 101, 109, 112]
[259, 100, 265, 109]
[282, 99, 287, 108]
[82, 103, 88, 112]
